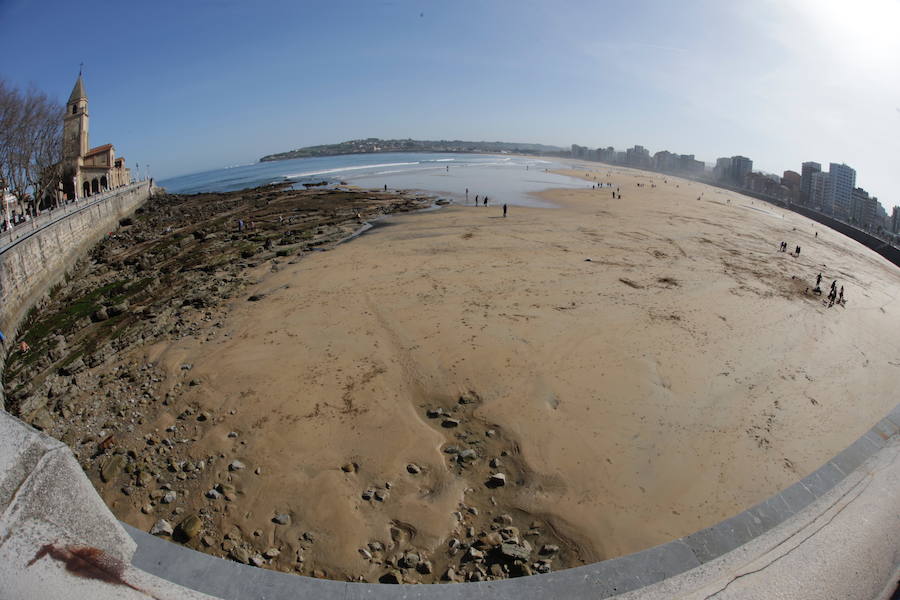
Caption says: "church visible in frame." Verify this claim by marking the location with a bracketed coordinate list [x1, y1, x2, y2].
[62, 75, 131, 200]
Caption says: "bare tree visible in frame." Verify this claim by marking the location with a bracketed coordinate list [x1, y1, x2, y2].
[0, 80, 63, 216]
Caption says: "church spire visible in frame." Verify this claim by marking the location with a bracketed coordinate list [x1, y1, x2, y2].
[68, 74, 86, 104]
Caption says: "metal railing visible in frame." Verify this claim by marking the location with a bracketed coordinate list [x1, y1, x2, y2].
[0, 180, 150, 256]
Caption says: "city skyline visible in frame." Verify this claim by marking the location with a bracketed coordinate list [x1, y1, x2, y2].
[2, 0, 897, 208]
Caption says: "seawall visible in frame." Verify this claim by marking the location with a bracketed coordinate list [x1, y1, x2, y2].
[0, 181, 152, 409]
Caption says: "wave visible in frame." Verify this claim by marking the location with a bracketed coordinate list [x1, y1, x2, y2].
[284, 162, 421, 178]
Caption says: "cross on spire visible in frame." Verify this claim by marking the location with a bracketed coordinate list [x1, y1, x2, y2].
[79, 62, 84, 76]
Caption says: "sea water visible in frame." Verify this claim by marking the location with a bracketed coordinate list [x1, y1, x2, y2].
[159, 153, 587, 207]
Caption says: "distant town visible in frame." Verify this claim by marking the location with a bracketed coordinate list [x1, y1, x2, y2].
[569, 143, 898, 244]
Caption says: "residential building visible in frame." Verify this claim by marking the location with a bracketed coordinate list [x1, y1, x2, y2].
[800, 162, 821, 203]
[809, 171, 829, 209]
[824, 162, 856, 218]
[892, 206, 900, 234]
[730, 156, 753, 185]
[713, 157, 732, 181]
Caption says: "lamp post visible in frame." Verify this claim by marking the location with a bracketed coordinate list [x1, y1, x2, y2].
[1, 176, 10, 233]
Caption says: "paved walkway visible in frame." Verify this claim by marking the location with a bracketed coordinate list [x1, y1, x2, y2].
[0, 181, 148, 256]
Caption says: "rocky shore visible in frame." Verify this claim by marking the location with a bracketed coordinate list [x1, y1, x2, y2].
[3, 185, 562, 582]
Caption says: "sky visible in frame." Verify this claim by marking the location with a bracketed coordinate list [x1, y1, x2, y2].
[2, 0, 898, 207]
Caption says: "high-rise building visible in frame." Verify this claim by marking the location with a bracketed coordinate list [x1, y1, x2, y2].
[800, 162, 821, 203]
[810, 171, 829, 209]
[825, 162, 856, 218]
[713, 157, 732, 181]
[891, 206, 900, 234]
[625, 145, 651, 168]
[850, 187, 871, 226]
[730, 156, 753, 186]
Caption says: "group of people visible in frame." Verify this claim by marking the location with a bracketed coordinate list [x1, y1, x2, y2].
[464, 189, 507, 217]
[812, 272, 845, 307]
[778, 240, 801, 256]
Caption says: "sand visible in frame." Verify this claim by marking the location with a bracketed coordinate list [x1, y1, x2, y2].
[106, 165, 900, 581]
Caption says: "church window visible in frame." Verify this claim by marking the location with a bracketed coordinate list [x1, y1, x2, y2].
[72, 104, 77, 114]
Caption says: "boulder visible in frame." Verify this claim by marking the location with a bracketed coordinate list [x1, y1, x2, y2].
[177, 514, 202, 540]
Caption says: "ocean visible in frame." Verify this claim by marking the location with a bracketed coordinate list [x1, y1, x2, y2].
[158, 153, 588, 207]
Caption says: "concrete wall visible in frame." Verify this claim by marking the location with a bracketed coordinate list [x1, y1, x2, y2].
[0, 181, 152, 409]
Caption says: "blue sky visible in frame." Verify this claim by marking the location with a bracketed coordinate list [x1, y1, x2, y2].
[2, 0, 898, 207]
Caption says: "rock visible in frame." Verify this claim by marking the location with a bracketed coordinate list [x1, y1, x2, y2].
[273, 513, 291, 525]
[91, 307, 109, 322]
[379, 570, 402, 584]
[480, 532, 503, 548]
[442, 566, 458, 582]
[426, 407, 443, 418]
[206, 488, 222, 499]
[136, 470, 153, 487]
[373, 490, 387, 502]
[489, 457, 502, 468]
[201, 536, 215, 547]
[443, 446, 460, 455]
[250, 554, 265, 567]
[406, 463, 421, 474]
[458, 449, 476, 461]
[494, 514, 513, 525]
[441, 417, 460, 428]
[400, 552, 420, 569]
[466, 547, 484, 560]
[417, 560, 433, 575]
[150, 519, 173, 536]
[264, 548, 280, 559]
[227, 431, 238, 438]
[486, 429, 496, 437]
[141, 504, 153, 514]
[100, 455, 127, 482]
[107, 301, 129, 317]
[228, 460, 246, 471]
[488, 472, 506, 487]
[340, 462, 357, 473]
[499, 541, 531, 561]
[177, 514, 202, 540]
[58, 357, 86, 376]
[230, 546, 251, 564]
[540, 544, 560, 555]
[161, 490, 177, 504]
[361, 489, 374, 501]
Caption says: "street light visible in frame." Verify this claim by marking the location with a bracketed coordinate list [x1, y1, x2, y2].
[0, 176, 10, 233]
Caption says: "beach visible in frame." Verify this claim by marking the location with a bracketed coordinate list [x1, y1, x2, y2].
[15, 165, 900, 583]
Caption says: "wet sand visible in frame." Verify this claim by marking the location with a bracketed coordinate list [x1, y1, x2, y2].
[103, 166, 900, 580]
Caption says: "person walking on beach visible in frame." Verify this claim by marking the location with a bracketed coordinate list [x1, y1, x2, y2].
[816, 273, 822, 288]
[384, 184, 388, 191]
[503, 204, 508, 218]
[838, 286, 844, 304]
[475, 194, 479, 206]
[795, 245, 801, 256]
[483, 196, 489, 207]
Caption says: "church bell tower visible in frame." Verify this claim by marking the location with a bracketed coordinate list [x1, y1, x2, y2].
[63, 74, 89, 164]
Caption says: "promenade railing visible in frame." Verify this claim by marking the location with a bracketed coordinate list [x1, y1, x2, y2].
[0, 180, 150, 257]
